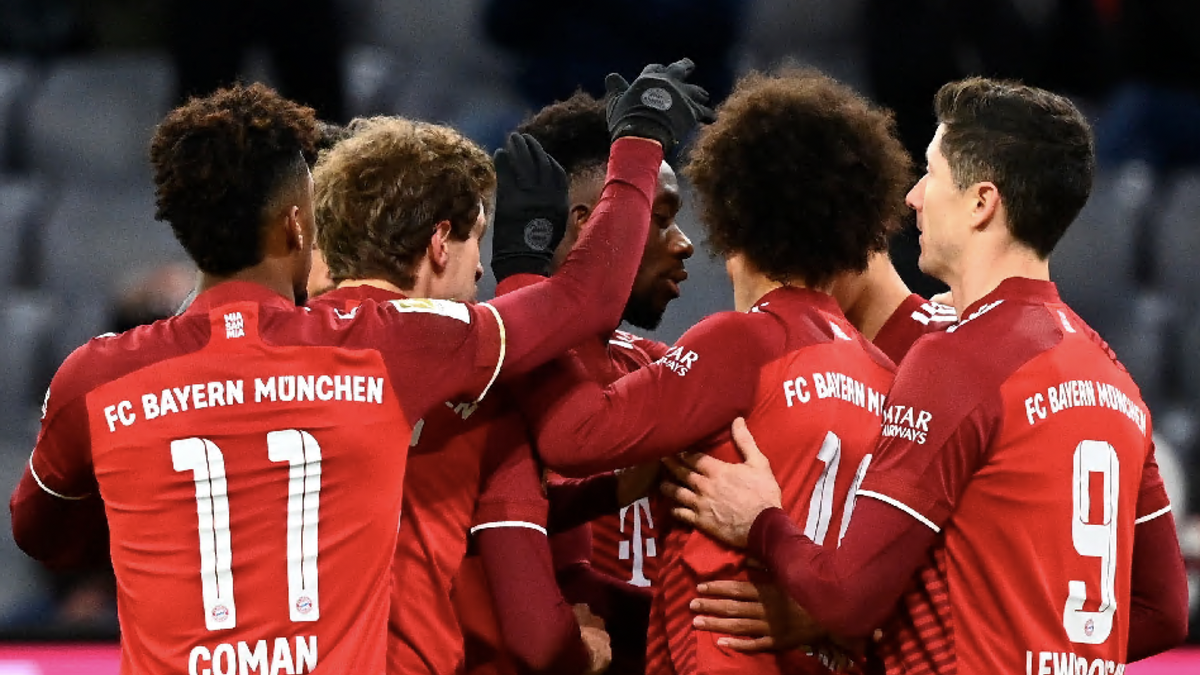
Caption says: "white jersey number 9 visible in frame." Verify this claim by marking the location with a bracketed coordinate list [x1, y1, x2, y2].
[1063, 440, 1119, 644]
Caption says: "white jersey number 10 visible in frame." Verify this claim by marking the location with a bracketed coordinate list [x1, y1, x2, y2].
[172, 430, 323, 631]
[1064, 439, 1119, 644]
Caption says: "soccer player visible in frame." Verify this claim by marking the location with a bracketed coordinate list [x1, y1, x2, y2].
[455, 88, 697, 675]
[685, 249, 957, 655]
[519, 69, 913, 675]
[308, 116, 610, 675]
[8, 68, 710, 675]
[663, 77, 1190, 674]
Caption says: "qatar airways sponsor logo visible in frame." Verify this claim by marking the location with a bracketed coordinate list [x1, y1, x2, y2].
[101, 375, 386, 433]
[656, 345, 699, 376]
[880, 404, 932, 444]
[1025, 650, 1124, 675]
[189, 635, 316, 675]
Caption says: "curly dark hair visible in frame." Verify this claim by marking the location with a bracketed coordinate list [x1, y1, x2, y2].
[685, 69, 912, 288]
[517, 90, 611, 181]
[150, 82, 320, 276]
[313, 116, 496, 288]
[934, 78, 1094, 258]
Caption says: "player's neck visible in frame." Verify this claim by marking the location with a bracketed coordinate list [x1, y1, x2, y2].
[841, 258, 912, 341]
[950, 244, 1050, 316]
[337, 278, 406, 296]
[731, 271, 832, 313]
[198, 266, 296, 304]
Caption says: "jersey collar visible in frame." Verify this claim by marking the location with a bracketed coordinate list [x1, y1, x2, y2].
[963, 277, 1061, 317]
[183, 281, 300, 315]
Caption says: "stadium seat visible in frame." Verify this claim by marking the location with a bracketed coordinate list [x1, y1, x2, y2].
[0, 58, 33, 170]
[1155, 170, 1200, 309]
[0, 177, 46, 285]
[0, 440, 50, 626]
[39, 183, 187, 367]
[22, 53, 173, 183]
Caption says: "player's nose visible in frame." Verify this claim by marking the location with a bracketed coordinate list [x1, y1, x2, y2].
[906, 180, 923, 212]
[475, 263, 484, 282]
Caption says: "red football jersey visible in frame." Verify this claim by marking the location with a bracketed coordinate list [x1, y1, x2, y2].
[26, 282, 504, 675]
[857, 278, 1171, 674]
[586, 330, 670, 589]
[309, 285, 547, 675]
[523, 289, 895, 675]
[872, 294, 956, 365]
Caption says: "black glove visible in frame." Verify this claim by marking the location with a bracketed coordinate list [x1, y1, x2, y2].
[605, 58, 717, 152]
[490, 132, 569, 282]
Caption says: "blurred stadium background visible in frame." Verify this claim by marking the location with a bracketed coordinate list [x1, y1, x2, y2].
[0, 0, 1197, 671]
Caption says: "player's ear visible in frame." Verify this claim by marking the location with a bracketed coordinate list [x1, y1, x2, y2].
[429, 220, 453, 272]
[970, 181, 1000, 232]
[569, 203, 592, 229]
[282, 205, 306, 254]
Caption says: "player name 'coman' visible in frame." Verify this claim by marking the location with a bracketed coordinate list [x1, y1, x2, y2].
[102, 375, 385, 433]
[782, 371, 885, 417]
[189, 635, 316, 675]
[1022, 379, 1147, 435]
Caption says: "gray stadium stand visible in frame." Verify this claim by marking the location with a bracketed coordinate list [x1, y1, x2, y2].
[22, 53, 173, 183]
[737, 0, 867, 89]
[1053, 168, 1166, 400]
[0, 177, 45, 285]
[39, 183, 187, 368]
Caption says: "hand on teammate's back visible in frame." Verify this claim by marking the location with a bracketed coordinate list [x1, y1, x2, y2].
[605, 57, 716, 153]
[573, 603, 612, 675]
[661, 417, 782, 549]
[490, 132, 570, 283]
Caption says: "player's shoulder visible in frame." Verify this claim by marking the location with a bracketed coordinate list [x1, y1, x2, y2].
[680, 308, 783, 350]
[48, 315, 209, 409]
[902, 295, 1063, 387]
[608, 329, 669, 365]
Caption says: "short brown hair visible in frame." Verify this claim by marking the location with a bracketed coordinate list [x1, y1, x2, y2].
[685, 69, 911, 287]
[150, 83, 320, 276]
[934, 77, 1094, 258]
[313, 117, 496, 287]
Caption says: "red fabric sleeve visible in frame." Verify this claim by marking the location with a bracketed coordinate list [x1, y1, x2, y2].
[10, 365, 108, 569]
[745, 499, 939, 638]
[545, 473, 619, 534]
[872, 294, 956, 365]
[524, 311, 775, 477]
[489, 138, 661, 377]
[473, 409, 550, 531]
[1134, 440, 1173, 522]
[856, 336, 1000, 528]
[477, 527, 591, 675]
[1127, 509, 1190, 661]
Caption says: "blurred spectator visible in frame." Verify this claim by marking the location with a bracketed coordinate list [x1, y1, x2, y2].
[482, 0, 745, 114]
[1094, 0, 1200, 171]
[166, 0, 346, 122]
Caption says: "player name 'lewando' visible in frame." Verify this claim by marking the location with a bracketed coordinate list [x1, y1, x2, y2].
[102, 375, 386, 433]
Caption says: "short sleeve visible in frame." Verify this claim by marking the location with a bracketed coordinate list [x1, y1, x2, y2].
[1134, 440, 1172, 525]
[471, 407, 548, 534]
[857, 338, 999, 531]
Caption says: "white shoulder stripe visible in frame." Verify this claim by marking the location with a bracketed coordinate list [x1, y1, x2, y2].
[476, 303, 506, 403]
[470, 521, 547, 535]
[857, 490, 940, 533]
[1134, 505, 1171, 525]
[28, 453, 88, 501]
